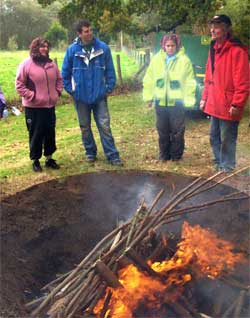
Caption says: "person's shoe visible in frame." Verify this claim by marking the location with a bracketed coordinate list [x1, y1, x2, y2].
[86, 156, 96, 163]
[32, 159, 42, 172]
[172, 157, 181, 162]
[158, 155, 171, 161]
[214, 165, 221, 172]
[109, 158, 123, 166]
[221, 167, 234, 173]
[45, 158, 60, 169]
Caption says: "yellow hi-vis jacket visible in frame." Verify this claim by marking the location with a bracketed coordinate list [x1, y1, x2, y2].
[143, 48, 196, 107]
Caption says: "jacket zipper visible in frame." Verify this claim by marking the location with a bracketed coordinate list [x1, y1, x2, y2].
[44, 67, 51, 105]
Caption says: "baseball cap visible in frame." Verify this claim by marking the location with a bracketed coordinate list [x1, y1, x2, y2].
[209, 14, 232, 26]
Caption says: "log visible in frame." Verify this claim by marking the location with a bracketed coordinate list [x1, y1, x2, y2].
[116, 255, 132, 268]
[125, 248, 163, 279]
[95, 261, 123, 289]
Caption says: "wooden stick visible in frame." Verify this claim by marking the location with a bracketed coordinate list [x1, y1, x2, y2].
[179, 295, 203, 318]
[133, 189, 164, 240]
[31, 224, 127, 317]
[168, 301, 193, 318]
[25, 295, 46, 310]
[116, 255, 132, 268]
[100, 290, 112, 318]
[95, 261, 123, 289]
[64, 271, 97, 317]
[233, 290, 246, 318]
[221, 296, 239, 318]
[220, 276, 250, 291]
[148, 240, 167, 263]
[126, 199, 146, 248]
[186, 165, 250, 199]
[125, 248, 162, 279]
[84, 284, 106, 314]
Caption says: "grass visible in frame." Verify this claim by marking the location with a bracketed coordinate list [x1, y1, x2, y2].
[1, 90, 250, 198]
[0, 50, 139, 100]
[0, 50, 249, 197]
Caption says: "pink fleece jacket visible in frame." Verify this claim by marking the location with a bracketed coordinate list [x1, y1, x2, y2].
[16, 57, 63, 108]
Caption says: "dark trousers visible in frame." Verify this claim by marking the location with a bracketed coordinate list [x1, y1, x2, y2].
[25, 107, 56, 160]
[155, 105, 185, 160]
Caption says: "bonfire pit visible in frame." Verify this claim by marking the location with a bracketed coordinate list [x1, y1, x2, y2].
[0, 170, 249, 318]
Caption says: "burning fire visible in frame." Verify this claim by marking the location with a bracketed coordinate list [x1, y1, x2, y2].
[92, 222, 245, 318]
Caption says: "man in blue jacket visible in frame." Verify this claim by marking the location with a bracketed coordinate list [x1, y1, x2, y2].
[62, 19, 122, 165]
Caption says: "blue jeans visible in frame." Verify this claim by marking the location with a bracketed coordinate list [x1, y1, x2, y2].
[75, 98, 119, 161]
[210, 116, 239, 170]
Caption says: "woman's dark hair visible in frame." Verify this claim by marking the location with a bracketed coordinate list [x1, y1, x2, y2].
[161, 33, 182, 52]
[29, 37, 50, 59]
[75, 19, 91, 33]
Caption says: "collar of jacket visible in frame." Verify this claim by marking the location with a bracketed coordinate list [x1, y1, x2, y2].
[75, 36, 96, 48]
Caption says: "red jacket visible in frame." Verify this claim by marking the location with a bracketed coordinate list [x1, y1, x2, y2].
[202, 38, 249, 121]
[16, 57, 63, 108]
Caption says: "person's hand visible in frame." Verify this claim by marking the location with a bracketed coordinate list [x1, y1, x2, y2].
[229, 106, 240, 117]
[147, 101, 153, 108]
[200, 100, 206, 111]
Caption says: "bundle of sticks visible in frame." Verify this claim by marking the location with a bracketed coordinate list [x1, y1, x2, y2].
[27, 167, 249, 318]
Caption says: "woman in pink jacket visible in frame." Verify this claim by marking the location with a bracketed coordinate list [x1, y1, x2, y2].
[16, 37, 63, 172]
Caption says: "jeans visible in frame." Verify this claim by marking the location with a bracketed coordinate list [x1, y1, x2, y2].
[155, 105, 185, 160]
[75, 98, 119, 161]
[210, 116, 239, 170]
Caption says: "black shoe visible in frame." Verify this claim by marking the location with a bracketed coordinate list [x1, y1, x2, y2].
[32, 159, 42, 172]
[86, 156, 96, 163]
[109, 158, 123, 166]
[171, 157, 181, 162]
[45, 158, 60, 169]
[158, 156, 171, 161]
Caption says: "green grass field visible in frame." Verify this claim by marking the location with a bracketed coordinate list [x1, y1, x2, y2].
[0, 50, 139, 101]
[0, 50, 249, 198]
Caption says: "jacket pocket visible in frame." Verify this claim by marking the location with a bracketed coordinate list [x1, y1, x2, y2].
[225, 91, 234, 106]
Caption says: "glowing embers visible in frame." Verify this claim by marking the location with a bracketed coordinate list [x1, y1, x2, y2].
[93, 222, 245, 318]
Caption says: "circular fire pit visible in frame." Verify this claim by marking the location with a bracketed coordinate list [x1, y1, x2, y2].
[0, 171, 249, 317]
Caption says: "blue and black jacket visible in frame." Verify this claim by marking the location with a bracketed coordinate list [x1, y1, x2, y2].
[62, 37, 116, 104]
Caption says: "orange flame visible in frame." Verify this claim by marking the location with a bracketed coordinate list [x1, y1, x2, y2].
[92, 222, 245, 318]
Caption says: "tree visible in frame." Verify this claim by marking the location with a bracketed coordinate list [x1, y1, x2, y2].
[218, 0, 249, 44]
[44, 21, 67, 47]
[0, 0, 61, 49]
[37, 0, 225, 36]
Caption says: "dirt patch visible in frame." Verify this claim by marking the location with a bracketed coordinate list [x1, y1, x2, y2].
[0, 171, 249, 317]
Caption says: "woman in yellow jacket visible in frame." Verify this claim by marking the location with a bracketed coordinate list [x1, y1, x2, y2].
[143, 34, 196, 161]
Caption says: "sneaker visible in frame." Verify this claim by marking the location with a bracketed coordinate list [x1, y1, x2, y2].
[221, 167, 234, 173]
[214, 165, 221, 172]
[32, 159, 42, 172]
[45, 158, 60, 169]
[86, 156, 96, 163]
[109, 158, 123, 166]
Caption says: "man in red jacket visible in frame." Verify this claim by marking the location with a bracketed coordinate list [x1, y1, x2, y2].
[200, 15, 249, 172]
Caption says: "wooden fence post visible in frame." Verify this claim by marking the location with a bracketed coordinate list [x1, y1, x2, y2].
[116, 54, 123, 88]
[145, 49, 150, 65]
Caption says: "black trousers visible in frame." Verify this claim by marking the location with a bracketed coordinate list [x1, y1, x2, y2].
[25, 107, 56, 160]
[155, 105, 185, 160]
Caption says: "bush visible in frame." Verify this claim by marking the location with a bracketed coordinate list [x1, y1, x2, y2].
[44, 21, 67, 48]
[7, 36, 18, 51]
